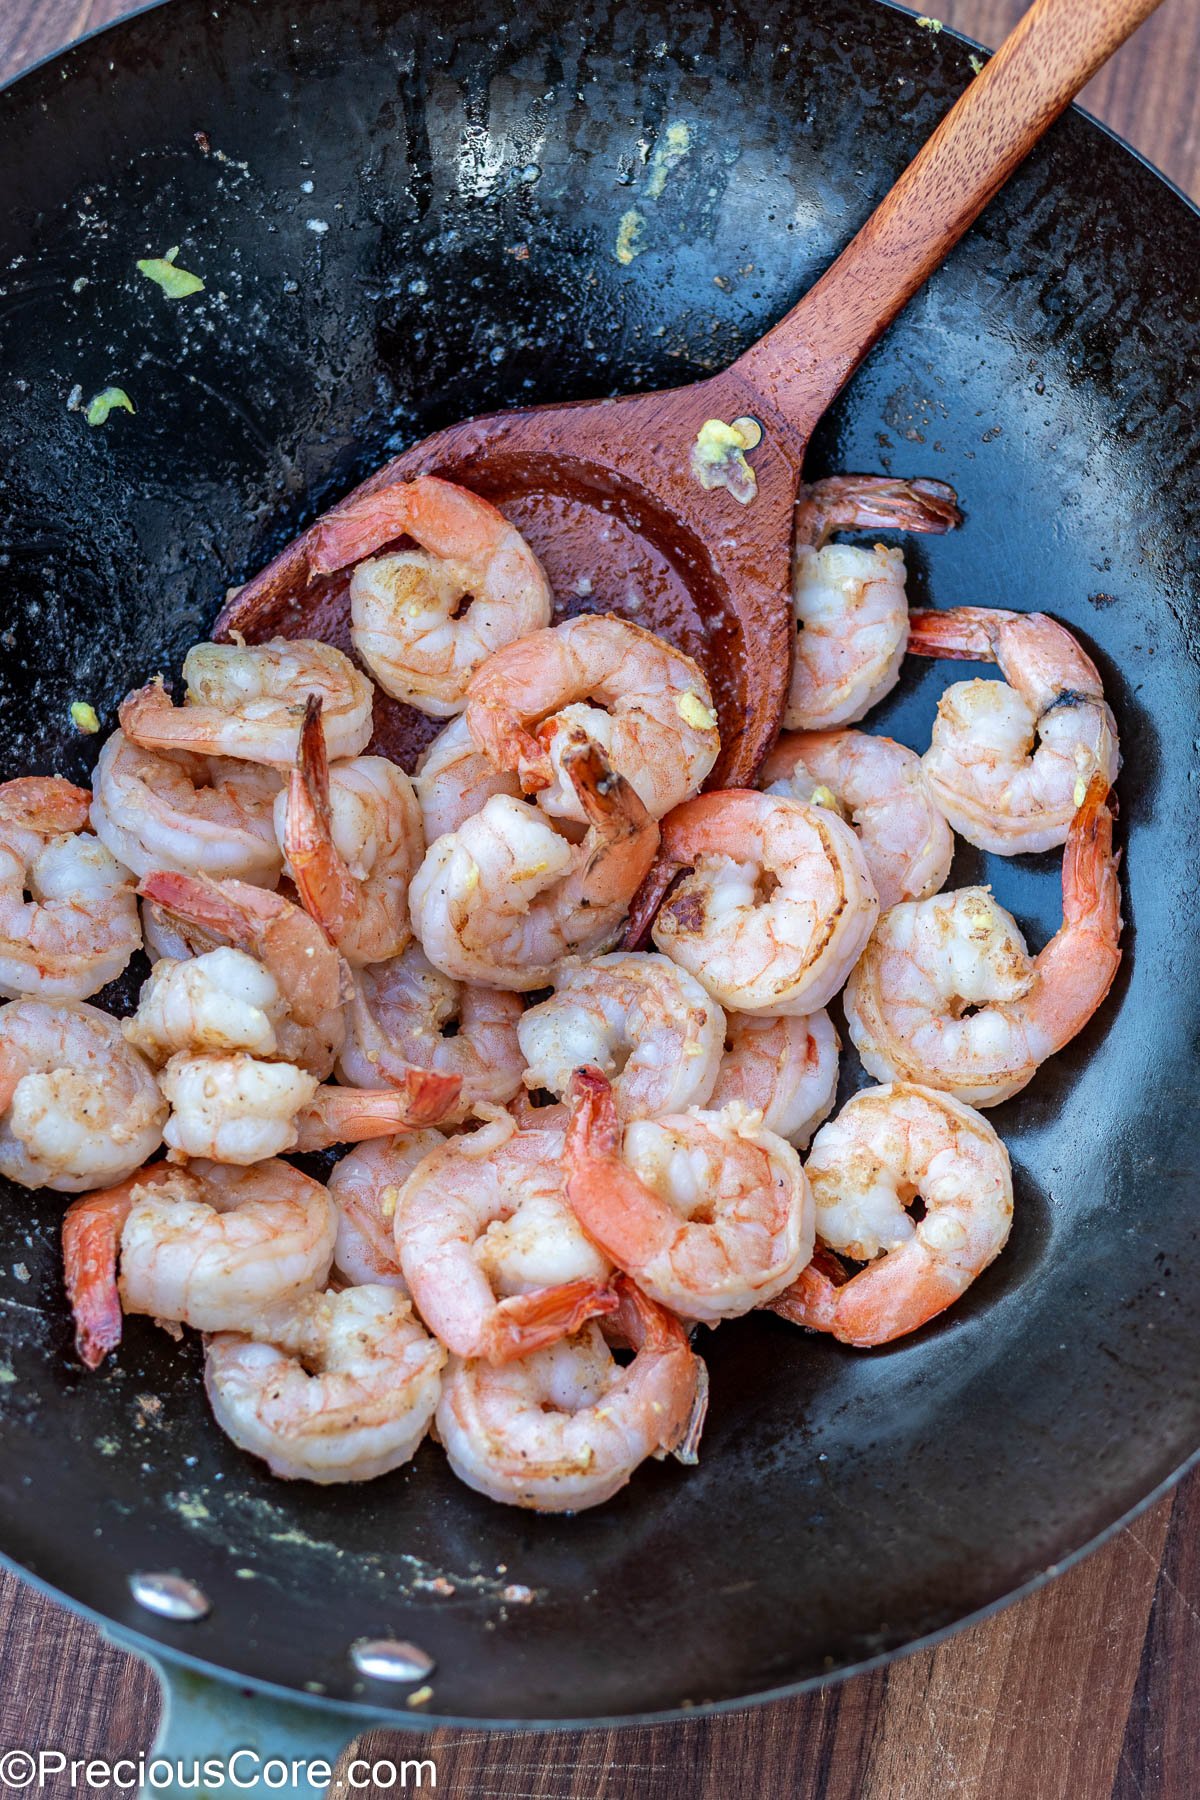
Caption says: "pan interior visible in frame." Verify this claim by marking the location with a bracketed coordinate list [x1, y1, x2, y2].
[0, 0, 1198, 1721]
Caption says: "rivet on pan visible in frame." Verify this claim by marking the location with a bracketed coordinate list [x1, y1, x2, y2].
[129, 1572, 212, 1622]
[730, 414, 764, 448]
[350, 1639, 436, 1683]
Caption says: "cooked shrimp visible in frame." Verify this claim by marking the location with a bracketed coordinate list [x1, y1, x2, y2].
[91, 731, 283, 886]
[518, 952, 725, 1122]
[138, 871, 348, 1077]
[768, 1083, 1012, 1346]
[465, 613, 720, 823]
[436, 1277, 706, 1511]
[124, 947, 283, 1063]
[392, 1114, 617, 1362]
[0, 1000, 164, 1192]
[302, 475, 553, 717]
[0, 777, 140, 999]
[564, 1067, 813, 1321]
[844, 775, 1121, 1106]
[328, 1132, 445, 1289]
[63, 1158, 336, 1368]
[708, 1010, 839, 1149]
[409, 735, 659, 991]
[158, 1053, 458, 1164]
[119, 639, 373, 768]
[786, 476, 961, 731]
[909, 607, 1121, 854]
[762, 730, 953, 909]
[414, 714, 522, 843]
[276, 696, 424, 966]
[205, 1285, 446, 1483]
[338, 942, 523, 1125]
[644, 790, 878, 1016]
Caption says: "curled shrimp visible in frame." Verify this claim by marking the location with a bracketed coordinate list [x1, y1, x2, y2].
[277, 696, 424, 966]
[91, 732, 283, 887]
[844, 775, 1121, 1107]
[63, 1158, 336, 1368]
[328, 1132, 445, 1289]
[206, 1285, 446, 1483]
[392, 1114, 618, 1362]
[158, 1052, 458, 1164]
[786, 476, 961, 731]
[138, 870, 348, 1077]
[564, 1067, 813, 1322]
[409, 735, 659, 991]
[124, 947, 286, 1063]
[304, 475, 552, 717]
[119, 639, 373, 768]
[708, 1010, 839, 1150]
[641, 789, 878, 1016]
[465, 613, 720, 824]
[517, 952, 725, 1123]
[909, 607, 1121, 854]
[768, 1083, 1012, 1347]
[0, 777, 140, 1000]
[414, 715, 522, 843]
[338, 942, 524, 1125]
[0, 999, 165, 1192]
[436, 1277, 707, 1512]
[761, 730, 953, 909]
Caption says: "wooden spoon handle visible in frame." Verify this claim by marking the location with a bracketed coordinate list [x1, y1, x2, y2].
[735, 0, 1164, 435]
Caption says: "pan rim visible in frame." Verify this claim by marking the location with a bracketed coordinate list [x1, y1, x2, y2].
[0, 0, 1197, 1725]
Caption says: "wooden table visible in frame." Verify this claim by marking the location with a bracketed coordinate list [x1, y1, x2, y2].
[2, 2, 1199, 1795]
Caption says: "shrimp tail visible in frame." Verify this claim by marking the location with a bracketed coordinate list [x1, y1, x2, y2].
[769, 1245, 971, 1348]
[564, 1067, 674, 1265]
[766, 1248, 850, 1335]
[139, 868, 243, 935]
[606, 1276, 708, 1462]
[481, 1278, 620, 1364]
[907, 607, 1014, 662]
[293, 1074, 461, 1150]
[797, 476, 962, 547]
[62, 1162, 173, 1369]
[562, 736, 660, 917]
[284, 695, 358, 945]
[119, 678, 188, 748]
[309, 485, 413, 576]
[1064, 774, 1122, 935]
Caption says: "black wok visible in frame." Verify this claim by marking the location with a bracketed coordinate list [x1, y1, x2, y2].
[1, 0, 1199, 1782]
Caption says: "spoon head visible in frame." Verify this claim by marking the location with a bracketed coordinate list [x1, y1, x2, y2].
[216, 370, 802, 786]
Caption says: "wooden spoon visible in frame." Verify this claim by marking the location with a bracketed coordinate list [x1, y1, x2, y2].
[219, 0, 1163, 785]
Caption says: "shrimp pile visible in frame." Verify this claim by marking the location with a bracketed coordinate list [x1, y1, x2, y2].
[0, 463, 1122, 1514]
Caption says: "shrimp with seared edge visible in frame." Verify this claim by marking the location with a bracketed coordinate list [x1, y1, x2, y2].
[305, 474, 551, 716]
[91, 732, 282, 886]
[414, 715, 522, 843]
[0, 1000, 165, 1192]
[465, 613, 720, 824]
[392, 1113, 618, 1363]
[762, 730, 953, 909]
[909, 607, 1120, 854]
[708, 1010, 839, 1150]
[206, 1285, 446, 1483]
[120, 639, 373, 768]
[0, 778, 140, 1000]
[640, 789, 878, 1016]
[338, 942, 523, 1125]
[409, 734, 659, 990]
[845, 775, 1121, 1106]
[786, 476, 961, 731]
[565, 1066, 813, 1321]
[768, 1083, 1012, 1347]
[518, 952, 725, 1123]
[436, 1277, 707, 1512]
[276, 696, 424, 966]
[328, 1132, 445, 1289]
[63, 1157, 336, 1368]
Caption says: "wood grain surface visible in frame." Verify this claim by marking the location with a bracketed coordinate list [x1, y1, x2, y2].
[2, 2, 1199, 1796]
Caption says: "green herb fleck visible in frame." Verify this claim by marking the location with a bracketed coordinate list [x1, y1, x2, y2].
[85, 387, 135, 427]
[916, 15, 944, 31]
[70, 701, 100, 735]
[969, 52, 985, 74]
[137, 245, 205, 299]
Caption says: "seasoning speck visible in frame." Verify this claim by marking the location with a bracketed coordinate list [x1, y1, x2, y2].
[406, 1685, 433, 1709]
[614, 209, 645, 266]
[306, 218, 330, 235]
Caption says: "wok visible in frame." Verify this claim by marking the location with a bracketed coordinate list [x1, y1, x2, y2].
[1, 0, 1199, 1785]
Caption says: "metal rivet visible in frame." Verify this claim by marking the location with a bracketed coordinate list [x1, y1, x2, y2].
[129, 1572, 212, 1622]
[350, 1638, 436, 1683]
[731, 414, 764, 448]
